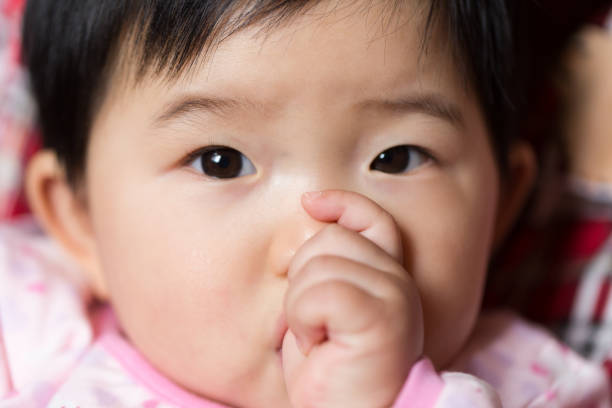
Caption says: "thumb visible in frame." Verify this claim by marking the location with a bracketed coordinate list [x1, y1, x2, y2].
[301, 190, 403, 263]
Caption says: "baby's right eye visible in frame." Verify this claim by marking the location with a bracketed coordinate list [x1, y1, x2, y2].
[188, 146, 256, 179]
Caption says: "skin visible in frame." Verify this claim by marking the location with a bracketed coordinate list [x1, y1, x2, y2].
[560, 25, 612, 182]
[26, 1, 533, 407]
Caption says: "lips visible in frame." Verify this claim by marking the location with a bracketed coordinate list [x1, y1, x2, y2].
[274, 313, 289, 352]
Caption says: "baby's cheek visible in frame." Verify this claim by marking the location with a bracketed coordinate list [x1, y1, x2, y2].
[403, 211, 492, 368]
[420, 283, 482, 368]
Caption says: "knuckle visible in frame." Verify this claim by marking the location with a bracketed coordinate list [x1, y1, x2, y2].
[317, 222, 348, 241]
[379, 211, 401, 240]
[297, 224, 346, 256]
[374, 272, 413, 305]
[301, 254, 339, 274]
[371, 202, 393, 224]
[288, 254, 340, 287]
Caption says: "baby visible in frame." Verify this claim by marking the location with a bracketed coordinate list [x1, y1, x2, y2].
[0, 0, 608, 407]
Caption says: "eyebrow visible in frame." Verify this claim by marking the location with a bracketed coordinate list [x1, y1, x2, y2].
[154, 96, 255, 125]
[153, 93, 464, 127]
[356, 94, 464, 127]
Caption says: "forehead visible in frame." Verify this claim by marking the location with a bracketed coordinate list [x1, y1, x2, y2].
[113, 0, 459, 99]
[118, 0, 434, 78]
[105, 0, 468, 119]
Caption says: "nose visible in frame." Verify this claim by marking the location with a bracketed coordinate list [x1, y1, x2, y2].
[266, 206, 327, 278]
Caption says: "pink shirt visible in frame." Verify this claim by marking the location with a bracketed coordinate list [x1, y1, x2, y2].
[0, 220, 609, 407]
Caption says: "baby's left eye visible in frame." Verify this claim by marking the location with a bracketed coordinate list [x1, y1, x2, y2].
[370, 145, 432, 174]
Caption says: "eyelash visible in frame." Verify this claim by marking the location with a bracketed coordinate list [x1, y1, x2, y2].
[369, 145, 434, 174]
[185, 146, 256, 179]
[184, 144, 434, 179]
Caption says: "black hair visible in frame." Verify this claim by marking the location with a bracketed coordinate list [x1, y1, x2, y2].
[22, 0, 517, 184]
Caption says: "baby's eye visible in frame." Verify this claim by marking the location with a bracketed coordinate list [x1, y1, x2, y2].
[370, 145, 432, 174]
[189, 146, 256, 179]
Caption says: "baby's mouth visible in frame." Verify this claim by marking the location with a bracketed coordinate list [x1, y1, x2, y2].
[275, 313, 289, 353]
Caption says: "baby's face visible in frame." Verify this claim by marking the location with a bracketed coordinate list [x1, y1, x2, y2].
[85, 2, 499, 406]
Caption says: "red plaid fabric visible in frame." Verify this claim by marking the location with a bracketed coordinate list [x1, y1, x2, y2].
[559, 181, 612, 384]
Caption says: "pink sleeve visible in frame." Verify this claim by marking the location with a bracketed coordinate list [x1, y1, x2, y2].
[450, 311, 611, 407]
[392, 359, 444, 407]
[393, 359, 502, 408]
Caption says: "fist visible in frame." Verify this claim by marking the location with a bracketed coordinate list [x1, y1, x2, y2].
[282, 190, 423, 408]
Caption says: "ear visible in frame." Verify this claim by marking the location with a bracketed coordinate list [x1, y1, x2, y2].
[493, 141, 537, 248]
[25, 150, 108, 299]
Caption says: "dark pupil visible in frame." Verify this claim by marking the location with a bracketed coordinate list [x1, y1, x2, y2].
[201, 148, 242, 179]
[370, 146, 409, 173]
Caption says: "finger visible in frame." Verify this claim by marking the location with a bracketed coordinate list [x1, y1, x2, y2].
[285, 256, 415, 355]
[288, 255, 410, 305]
[285, 278, 385, 355]
[301, 190, 403, 262]
[287, 222, 405, 283]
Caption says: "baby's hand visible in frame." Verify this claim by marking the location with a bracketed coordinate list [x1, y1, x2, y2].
[282, 190, 423, 408]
